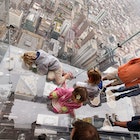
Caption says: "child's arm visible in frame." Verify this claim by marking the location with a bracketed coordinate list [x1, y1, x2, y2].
[49, 90, 59, 99]
[36, 63, 49, 75]
[49, 88, 71, 99]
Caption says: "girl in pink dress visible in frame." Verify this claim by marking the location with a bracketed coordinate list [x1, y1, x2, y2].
[48, 86, 88, 117]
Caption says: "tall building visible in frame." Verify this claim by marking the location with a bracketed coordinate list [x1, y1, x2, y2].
[37, 17, 51, 36]
[71, 39, 98, 69]
[60, 19, 71, 37]
[9, 9, 23, 28]
[75, 20, 89, 37]
[19, 0, 32, 10]
[72, 14, 85, 30]
[23, 12, 40, 33]
[81, 30, 95, 46]
[0, 0, 8, 22]
[47, 38, 60, 57]
[44, 0, 60, 13]
[64, 28, 75, 42]
[10, 0, 22, 9]
[0, 22, 7, 41]
[17, 30, 44, 51]
[90, 9, 107, 24]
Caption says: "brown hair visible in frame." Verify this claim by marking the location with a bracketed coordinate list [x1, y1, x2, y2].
[72, 120, 100, 140]
[22, 51, 36, 67]
[72, 87, 88, 103]
[87, 68, 101, 85]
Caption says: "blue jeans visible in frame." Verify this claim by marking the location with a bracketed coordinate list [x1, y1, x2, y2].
[115, 85, 139, 92]
[127, 116, 140, 131]
[119, 88, 140, 98]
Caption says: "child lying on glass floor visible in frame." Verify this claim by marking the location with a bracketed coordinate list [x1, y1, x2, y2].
[21, 49, 73, 85]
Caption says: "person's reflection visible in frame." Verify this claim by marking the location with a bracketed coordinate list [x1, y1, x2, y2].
[38, 134, 48, 140]
[70, 120, 100, 140]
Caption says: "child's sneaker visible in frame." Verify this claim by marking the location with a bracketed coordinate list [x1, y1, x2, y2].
[102, 87, 106, 93]
[115, 95, 121, 101]
[68, 72, 74, 79]
[111, 89, 117, 93]
[105, 113, 110, 120]
[105, 114, 115, 126]
[112, 113, 120, 122]
[108, 116, 115, 126]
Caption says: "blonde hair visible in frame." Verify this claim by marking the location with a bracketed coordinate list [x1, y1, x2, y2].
[22, 51, 36, 68]
[87, 68, 101, 85]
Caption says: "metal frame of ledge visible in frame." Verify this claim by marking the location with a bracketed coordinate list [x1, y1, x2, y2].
[98, 130, 140, 140]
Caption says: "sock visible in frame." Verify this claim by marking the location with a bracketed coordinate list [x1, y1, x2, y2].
[115, 95, 121, 101]
[111, 89, 117, 93]
[108, 116, 115, 126]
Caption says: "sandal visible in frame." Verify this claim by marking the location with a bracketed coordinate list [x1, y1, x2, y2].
[68, 72, 74, 79]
